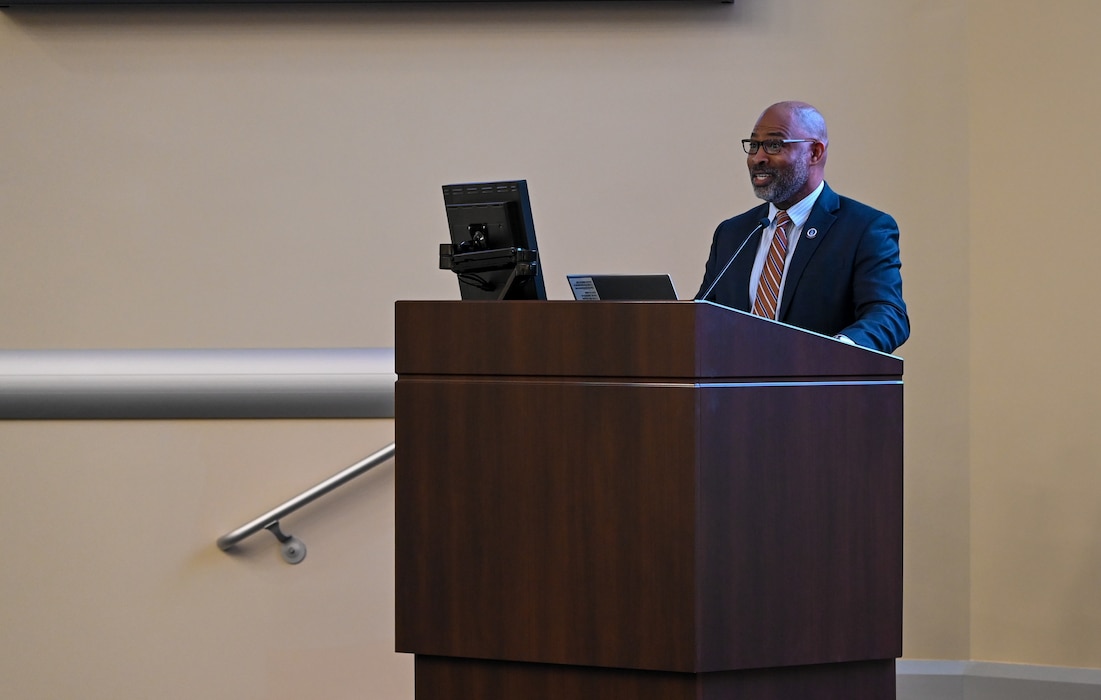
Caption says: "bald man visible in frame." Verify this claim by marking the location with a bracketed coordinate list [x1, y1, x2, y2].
[696, 101, 909, 354]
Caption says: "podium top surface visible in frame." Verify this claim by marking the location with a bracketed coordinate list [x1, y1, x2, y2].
[395, 300, 903, 380]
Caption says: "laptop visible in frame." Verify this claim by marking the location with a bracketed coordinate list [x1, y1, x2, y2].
[566, 274, 678, 301]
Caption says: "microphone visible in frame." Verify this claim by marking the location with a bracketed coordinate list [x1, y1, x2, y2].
[696, 216, 772, 302]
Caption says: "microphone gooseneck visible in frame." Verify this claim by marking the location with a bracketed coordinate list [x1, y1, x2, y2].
[697, 216, 772, 302]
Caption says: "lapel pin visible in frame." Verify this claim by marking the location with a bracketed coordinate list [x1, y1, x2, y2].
[805, 228, 818, 239]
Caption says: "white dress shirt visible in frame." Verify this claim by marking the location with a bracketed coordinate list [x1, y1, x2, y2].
[747, 181, 825, 312]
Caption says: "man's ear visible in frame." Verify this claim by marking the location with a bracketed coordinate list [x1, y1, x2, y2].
[810, 141, 828, 165]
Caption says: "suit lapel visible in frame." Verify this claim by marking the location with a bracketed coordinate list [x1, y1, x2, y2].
[779, 184, 838, 320]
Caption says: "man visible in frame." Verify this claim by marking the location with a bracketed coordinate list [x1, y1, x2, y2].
[696, 101, 909, 354]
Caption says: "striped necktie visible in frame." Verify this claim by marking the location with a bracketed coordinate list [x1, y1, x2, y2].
[752, 210, 792, 320]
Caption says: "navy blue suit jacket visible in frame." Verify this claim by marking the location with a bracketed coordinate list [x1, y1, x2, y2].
[696, 183, 909, 353]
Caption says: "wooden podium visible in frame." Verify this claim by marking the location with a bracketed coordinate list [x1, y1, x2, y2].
[395, 301, 903, 699]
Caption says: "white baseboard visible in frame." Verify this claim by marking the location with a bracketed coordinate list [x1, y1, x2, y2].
[897, 660, 1101, 700]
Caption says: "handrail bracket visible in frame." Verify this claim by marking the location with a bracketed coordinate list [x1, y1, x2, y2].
[266, 522, 307, 565]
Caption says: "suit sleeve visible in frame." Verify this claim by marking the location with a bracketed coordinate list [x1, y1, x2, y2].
[838, 212, 910, 353]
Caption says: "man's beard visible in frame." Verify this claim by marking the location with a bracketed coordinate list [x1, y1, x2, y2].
[751, 157, 810, 205]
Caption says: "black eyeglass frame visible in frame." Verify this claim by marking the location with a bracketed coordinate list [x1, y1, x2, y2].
[742, 138, 818, 155]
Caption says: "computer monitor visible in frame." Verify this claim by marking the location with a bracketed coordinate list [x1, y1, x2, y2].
[439, 180, 547, 301]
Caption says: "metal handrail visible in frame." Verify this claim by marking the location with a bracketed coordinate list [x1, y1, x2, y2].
[217, 441, 395, 563]
[0, 347, 397, 565]
[0, 347, 396, 419]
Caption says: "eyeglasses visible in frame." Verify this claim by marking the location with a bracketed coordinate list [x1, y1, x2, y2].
[742, 139, 817, 155]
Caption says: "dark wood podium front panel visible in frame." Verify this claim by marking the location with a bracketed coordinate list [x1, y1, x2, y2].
[696, 382, 903, 671]
[395, 378, 902, 673]
[395, 301, 903, 699]
[396, 379, 700, 671]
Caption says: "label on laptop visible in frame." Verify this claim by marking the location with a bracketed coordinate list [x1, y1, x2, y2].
[568, 276, 601, 300]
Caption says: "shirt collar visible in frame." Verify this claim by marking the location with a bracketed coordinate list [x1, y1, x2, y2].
[769, 181, 825, 229]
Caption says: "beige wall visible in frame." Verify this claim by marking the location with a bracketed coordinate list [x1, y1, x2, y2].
[0, 419, 407, 700]
[968, 0, 1101, 667]
[0, 0, 1095, 696]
